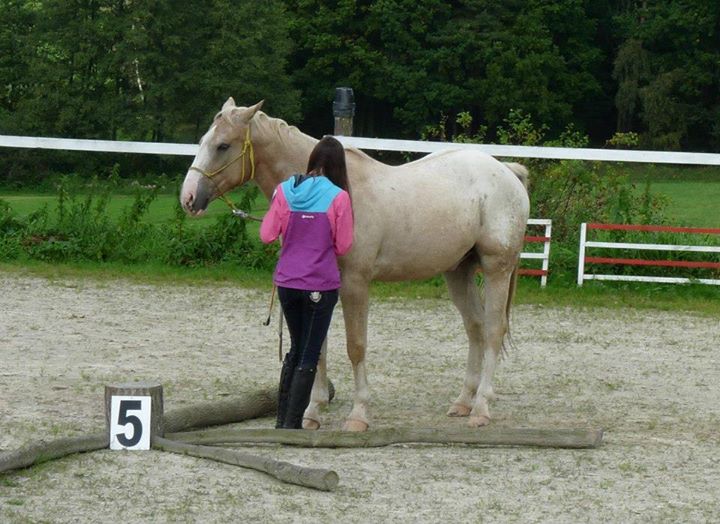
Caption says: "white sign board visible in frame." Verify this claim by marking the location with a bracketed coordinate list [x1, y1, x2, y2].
[109, 396, 152, 450]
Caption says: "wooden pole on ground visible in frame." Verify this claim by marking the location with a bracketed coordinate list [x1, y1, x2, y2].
[0, 435, 109, 473]
[0, 384, 282, 474]
[0, 381, 337, 489]
[153, 437, 338, 492]
[163, 389, 275, 433]
[167, 426, 604, 450]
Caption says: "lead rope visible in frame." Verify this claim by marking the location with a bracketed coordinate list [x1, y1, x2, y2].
[189, 126, 277, 352]
[261, 284, 282, 361]
[277, 306, 284, 362]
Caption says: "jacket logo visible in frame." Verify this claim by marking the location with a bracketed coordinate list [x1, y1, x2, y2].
[301, 214, 315, 219]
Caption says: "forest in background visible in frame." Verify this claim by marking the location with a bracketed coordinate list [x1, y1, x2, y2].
[1, 0, 719, 183]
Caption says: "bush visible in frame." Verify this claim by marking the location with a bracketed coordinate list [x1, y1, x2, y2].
[0, 180, 276, 270]
[530, 161, 668, 243]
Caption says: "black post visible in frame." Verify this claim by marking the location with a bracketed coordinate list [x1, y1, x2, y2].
[333, 87, 355, 136]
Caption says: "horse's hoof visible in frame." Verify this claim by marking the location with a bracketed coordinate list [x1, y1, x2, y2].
[302, 418, 320, 430]
[343, 419, 369, 432]
[468, 415, 491, 427]
[447, 403, 472, 417]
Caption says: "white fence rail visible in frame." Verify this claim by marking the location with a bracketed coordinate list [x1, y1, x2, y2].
[0, 134, 197, 156]
[338, 137, 720, 166]
[2, 134, 720, 165]
[577, 223, 720, 286]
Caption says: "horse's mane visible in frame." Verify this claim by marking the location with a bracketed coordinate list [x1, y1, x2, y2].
[254, 111, 388, 172]
[344, 145, 385, 166]
[253, 111, 317, 149]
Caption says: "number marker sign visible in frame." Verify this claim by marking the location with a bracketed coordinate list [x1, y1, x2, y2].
[109, 396, 152, 450]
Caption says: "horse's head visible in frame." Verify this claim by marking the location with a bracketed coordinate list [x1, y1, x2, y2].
[180, 97, 264, 216]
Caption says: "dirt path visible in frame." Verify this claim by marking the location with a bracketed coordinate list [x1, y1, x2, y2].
[1, 273, 718, 523]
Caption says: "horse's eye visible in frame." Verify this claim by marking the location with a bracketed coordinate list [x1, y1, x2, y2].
[217, 143, 230, 152]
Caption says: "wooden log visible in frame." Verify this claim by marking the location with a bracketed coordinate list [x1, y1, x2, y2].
[153, 437, 339, 492]
[0, 435, 108, 473]
[0, 381, 335, 474]
[163, 390, 274, 433]
[163, 380, 335, 432]
[1, 386, 276, 474]
[167, 426, 604, 449]
[105, 382, 164, 448]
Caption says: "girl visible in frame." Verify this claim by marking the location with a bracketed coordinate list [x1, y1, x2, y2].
[260, 136, 354, 429]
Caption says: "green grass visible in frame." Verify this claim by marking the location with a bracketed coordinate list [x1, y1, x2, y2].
[644, 181, 720, 227]
[0, 259, 273, 288]
[1, 191, 268, 225]
[373, 275, 720, 316]
[3, 168, 717, 228]
[626, 163, 720, 227]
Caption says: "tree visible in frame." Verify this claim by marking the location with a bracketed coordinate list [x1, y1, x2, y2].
[286, 0, 605, 140]
[0, 0, 301, 181]
[0, 0, 34, 133]
[613, 0, 720, 150]
[203, 0, 301, 130]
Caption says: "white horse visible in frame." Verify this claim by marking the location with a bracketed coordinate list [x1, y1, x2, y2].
[180, 98, 530, 431]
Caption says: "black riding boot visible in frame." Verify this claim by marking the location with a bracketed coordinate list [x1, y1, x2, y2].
[282, 367, 317, 429]
[276, 354, 295, 429]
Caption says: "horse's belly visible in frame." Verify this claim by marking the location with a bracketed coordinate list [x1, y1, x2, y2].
[372, 264, 453, 281]
[371, 242, 471, 281]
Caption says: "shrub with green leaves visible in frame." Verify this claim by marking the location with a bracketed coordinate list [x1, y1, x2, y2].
[0, 180, 276, 270]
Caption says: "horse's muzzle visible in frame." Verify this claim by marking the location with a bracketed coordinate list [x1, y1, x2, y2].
[180, 173, 213, 215]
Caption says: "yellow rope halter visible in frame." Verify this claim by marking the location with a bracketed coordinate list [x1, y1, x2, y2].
[188, 127, 256, 213]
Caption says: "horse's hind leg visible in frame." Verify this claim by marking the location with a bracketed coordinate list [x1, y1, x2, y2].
[469, 253, 515, 427]
[444, 257, 484, 418]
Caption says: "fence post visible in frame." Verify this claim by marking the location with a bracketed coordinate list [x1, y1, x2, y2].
[577, 222, 587, 286]
[541, 221, 552, 287]
[333, 87, 355, 136]
[106, 382, 164, 451]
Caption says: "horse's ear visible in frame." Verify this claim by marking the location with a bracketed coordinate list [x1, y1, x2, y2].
[230, 100, 264, 126]
[222, 97, 236, 111]
[246, 100, 264, 118]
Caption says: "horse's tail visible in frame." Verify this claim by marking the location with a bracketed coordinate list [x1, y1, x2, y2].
[501, 263, 520, 357]
[496, 162, 528, 355]
[504, 162, 530, 191]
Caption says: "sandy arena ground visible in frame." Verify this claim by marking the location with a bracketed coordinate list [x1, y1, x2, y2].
[1, 273, 719, 523]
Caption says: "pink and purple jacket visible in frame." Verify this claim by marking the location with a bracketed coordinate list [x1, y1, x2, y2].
[260, 175, 353, 291]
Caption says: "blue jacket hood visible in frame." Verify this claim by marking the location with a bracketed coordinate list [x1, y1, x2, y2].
[281, 175, 341, 213]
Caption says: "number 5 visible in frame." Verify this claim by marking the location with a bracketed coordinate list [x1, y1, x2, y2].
[115, 399, 143, 447]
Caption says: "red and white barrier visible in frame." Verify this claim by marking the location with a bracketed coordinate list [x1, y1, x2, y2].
[520, 219, 552, 287]
[577, 223, 720, 286]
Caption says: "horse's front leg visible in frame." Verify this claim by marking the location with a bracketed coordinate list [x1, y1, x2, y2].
[302, 339, 328, 430]
[341, 275, 371, 432]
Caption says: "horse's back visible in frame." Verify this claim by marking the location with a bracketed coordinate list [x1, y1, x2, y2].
[377, 148, 529, 229]
[344, 148, 529, 281]
[387, 148, 527, 193]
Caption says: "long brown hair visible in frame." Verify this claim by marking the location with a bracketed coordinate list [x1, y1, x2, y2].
[306, 136, 349, 192]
